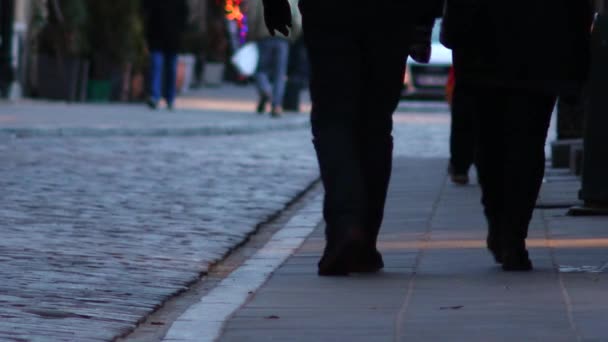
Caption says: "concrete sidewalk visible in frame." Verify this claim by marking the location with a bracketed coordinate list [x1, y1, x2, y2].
[218, 157, 608, 341]
[0, 85, 310, 138]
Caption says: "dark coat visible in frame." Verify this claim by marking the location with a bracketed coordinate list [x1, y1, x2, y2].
[142, 0, 189, 52]
[297, 0, 444, 44]
[442, 0, 594, 95]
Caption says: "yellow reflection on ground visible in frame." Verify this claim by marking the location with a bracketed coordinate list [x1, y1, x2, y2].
[300, 237, 608, 253]
[378, 238, 608, 251]
[175, 98, 312, 113]
[0, 115, 17, 123]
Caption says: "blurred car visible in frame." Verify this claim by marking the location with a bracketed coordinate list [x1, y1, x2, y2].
[402, 19, 452, 99]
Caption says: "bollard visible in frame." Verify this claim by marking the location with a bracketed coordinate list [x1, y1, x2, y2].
[569, 9, 608, 216]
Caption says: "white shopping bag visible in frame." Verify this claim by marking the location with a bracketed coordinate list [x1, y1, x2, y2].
[231, 42, 259, 77]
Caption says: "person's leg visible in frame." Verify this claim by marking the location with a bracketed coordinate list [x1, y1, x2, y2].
[471, 85, 506, 263]
[357, 35, 408, 267]
[474, 86, 556, 270]
[148, 51, 164, 108]
[255, 39, 273, 113]
[499, 90, 555, 270]
[270, 39, 290, 116]
[303, 9, 367, 275]
[449, 81, 476, 184]
[163, 51, 178, 109]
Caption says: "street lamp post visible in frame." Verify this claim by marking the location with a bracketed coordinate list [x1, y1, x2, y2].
[0, 0, 15, 98]
[569, 0, 608, 215]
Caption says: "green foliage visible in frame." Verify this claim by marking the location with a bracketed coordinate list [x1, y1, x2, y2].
[36, 0, 89, 57]
[85, 0, 146, 67]
[33, 0, 147, 73]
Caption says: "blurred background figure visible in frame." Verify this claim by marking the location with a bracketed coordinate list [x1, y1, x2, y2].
[282, 33, 309, 112]
[446, 66, 475, 185]
[247, 0, 301, 117]
[142, 0, 189, 110]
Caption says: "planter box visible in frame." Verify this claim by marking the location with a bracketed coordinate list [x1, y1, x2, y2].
[202, 62, 225, 87]
[177, 54, 196, 93]
[35, 54, 89, 102]
[87, 79, 112, 102]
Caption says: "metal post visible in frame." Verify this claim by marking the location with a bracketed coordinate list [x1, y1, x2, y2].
[0, 0, 15, 97]
[569, 0, 608, 215]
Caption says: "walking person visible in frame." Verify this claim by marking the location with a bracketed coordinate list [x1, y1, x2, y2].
[441, 0, 592, 270]
[248, 0, 301, 117]
[446, 67, 475, 185]
[142, 0, 189, 110]
[262, 0, 443, 275]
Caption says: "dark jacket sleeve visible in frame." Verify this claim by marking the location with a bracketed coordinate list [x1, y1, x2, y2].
[416, 0, 444, 27]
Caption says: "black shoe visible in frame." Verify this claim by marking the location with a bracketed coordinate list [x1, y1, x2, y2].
[447, 163, 469, 185]
[350, 248, 384, 273]
[318, 241, 353, 276]
[501, 248, 533, 271]
[256, 93, 270, 114]
[318, 227, 365, 276]
[146, 97, 158, 110]
[271, 105, 283, 118]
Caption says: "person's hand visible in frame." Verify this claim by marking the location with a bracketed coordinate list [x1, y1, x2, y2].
[409, 23, 433, 63]
[410, 44, 432, 63]
[262, 0, 292, 37]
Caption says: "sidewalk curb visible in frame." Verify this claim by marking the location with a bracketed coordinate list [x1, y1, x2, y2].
[162, 194, 323, 342]
[0, 121, 310, 138]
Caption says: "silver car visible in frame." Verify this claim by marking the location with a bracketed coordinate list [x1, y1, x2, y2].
[402, 19, 452, 99]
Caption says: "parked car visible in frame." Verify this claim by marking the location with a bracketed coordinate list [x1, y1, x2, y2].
[402, 19, 452, 99]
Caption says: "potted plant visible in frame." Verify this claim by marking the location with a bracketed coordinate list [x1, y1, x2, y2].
[31, 0, 89, 101]
[84, 0, 145, 102]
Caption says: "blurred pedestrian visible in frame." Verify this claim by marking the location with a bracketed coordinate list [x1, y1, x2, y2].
[446, 67, 475, 185]
[262, 0, 443, 275]
[441, 0, 593, 270]
[282, 34, 309, 112]
[142, 0, 189, 110]
[248, 0, 301, 117]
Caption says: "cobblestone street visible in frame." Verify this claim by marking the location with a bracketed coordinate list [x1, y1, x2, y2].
[0, 86, 452, 341]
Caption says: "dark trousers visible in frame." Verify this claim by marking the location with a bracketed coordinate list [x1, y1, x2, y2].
[466, 85, 556, 248]
[449, 82, 476, 174]
[301, 4, 410, 246]
[149, 50, 178, 106]
[255, 37, 290, 108]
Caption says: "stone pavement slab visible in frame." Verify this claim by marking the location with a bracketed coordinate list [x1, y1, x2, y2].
[218, 157, 608, 342]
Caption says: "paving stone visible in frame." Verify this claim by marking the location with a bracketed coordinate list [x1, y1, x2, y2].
[218, 156, 608, 342]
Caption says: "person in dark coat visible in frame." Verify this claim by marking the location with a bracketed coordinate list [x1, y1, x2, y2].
[142, 0, 189, 110]
[446, 66, 476, 185]
[441, 0, 593, 270]
[263, 0, 443, 275]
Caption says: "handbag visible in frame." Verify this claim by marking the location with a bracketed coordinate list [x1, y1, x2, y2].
[231, 42, 260, 77]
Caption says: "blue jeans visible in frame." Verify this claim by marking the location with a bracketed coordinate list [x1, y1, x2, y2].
[255, 38, 289, 107]
[149, 50, 178, 106]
